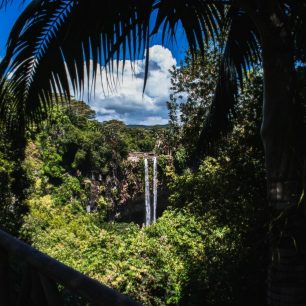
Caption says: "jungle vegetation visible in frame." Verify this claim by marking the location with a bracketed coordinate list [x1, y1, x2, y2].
[1, 1, 306, 305]
[0, 43, 270, 305]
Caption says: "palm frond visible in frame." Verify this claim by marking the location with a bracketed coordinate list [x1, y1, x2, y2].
[152, 0, 225, 59]
[0, 0, 150, 124]
[0, 0, 225, 127]
[194, 5, 261, 159]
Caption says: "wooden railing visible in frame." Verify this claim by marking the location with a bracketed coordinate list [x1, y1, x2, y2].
[0, 229, 141, 306]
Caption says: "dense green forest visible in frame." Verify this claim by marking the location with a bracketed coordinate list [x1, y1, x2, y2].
[0, 45, 274, 306]
[3, 1, 306, 305]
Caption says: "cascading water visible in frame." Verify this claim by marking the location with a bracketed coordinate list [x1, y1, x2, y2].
[153, 157, 158, 223]
[144, 158, 151, 226]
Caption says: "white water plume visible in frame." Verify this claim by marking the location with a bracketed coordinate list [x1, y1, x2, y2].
[153, 157, 158, 223]
[144, 158, 151, 226]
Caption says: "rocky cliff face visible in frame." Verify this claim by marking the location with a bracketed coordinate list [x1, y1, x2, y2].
[86, 154, 173, 223]
[127, 152, 156, 162]
[25, 138, 173, 224]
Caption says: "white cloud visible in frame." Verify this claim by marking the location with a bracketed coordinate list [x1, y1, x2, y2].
[78, 45, 177, 125]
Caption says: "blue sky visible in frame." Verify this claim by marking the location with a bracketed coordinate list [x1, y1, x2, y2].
[0, 1, 28, 56]
[0, 2, 189, 125]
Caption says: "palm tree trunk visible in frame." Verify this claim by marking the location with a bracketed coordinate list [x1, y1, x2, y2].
[260, 12, 306, 306]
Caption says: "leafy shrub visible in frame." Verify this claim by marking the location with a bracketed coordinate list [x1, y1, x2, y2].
[22, 187, 236, 306]
[167, 78, 268, 305]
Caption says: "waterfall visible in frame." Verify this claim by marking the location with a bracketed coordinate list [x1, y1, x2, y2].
[153, 157, 158, 223]
[144, 158, 151, 226]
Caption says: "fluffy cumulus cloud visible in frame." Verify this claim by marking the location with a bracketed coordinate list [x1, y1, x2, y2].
[80, 45, 177, 125]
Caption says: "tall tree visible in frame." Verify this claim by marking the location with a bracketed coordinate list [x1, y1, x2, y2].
[167, 47, 220, 158]
[1, 1, 306, 305]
